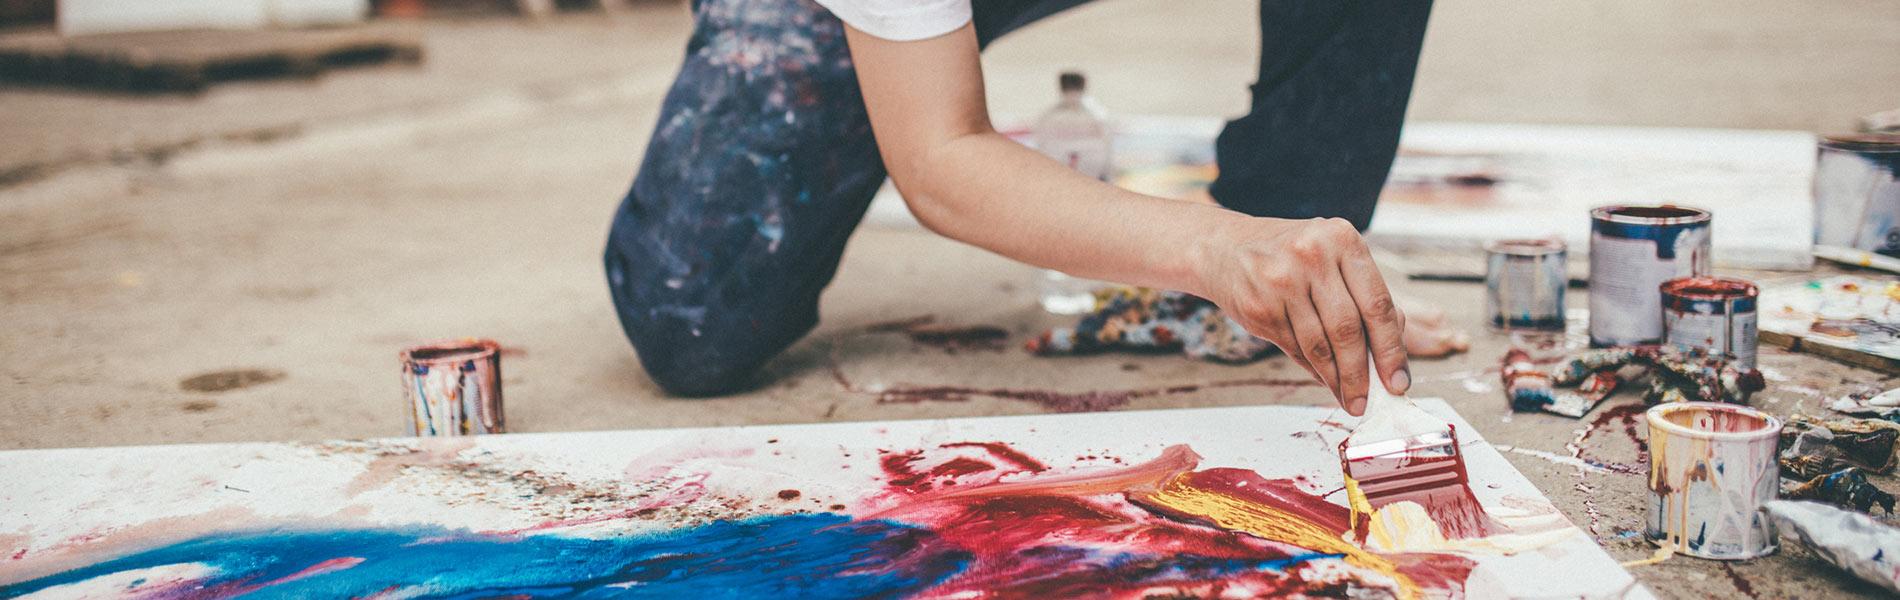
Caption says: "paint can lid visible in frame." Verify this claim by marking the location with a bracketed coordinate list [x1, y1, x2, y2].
[1589, 205, 1712, 225]
[1661, 276, 1759, 300]
[1484, 238, 1565, 257]
[1820, 133, 1900, 152]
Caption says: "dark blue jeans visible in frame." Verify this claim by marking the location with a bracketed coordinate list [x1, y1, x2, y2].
[605, 0, 1434, 395]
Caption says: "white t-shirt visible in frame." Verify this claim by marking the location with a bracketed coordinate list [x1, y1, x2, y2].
[813, 0, 973, 41]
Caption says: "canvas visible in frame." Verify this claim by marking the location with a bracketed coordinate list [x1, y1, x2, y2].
[0, 402, 1650, 599]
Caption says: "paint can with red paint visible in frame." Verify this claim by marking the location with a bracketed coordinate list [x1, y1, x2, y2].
[401, 338, 505, 436]
[1588, 205, 1712, 346]
[1662, 276, 1759, 371]
[1645, 402, 1781, 559]
[1484, 238, 1566, 331]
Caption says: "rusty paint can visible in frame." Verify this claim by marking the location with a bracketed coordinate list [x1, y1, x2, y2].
[1662, 276, 1760, 371]
[1484, 238, 1567, 331]
[1646, 402, 1781, 559]
[1813, 133, 1900, 255]
[1588, 205, 1713, 347]
[401, 338, 504, 436]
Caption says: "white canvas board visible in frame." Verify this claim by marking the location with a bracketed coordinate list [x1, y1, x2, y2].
[0, 401, 1649, 599]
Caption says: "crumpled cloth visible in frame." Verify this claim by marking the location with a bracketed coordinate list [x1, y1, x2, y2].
[1027, 287, 1276, 364]
[1764, 500, 1900, 594]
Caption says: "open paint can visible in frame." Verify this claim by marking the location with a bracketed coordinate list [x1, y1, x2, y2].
[1645, 402, 1780, 559]
[1484, 239, 1566, 331]
[1813, 134, 1900, 255]
[401, 338, 505, 436]
[1661, 276, 1760, 370]
[1588, 205, 1712, 347]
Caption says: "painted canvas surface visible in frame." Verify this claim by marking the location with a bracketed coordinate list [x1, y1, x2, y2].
[1760, 275, 1900, 365]
[876, 117, 1812, 271]
[0, 402, 1647, 599]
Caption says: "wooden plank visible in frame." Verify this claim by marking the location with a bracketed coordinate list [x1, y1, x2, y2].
[1761, 328, 1900, 375]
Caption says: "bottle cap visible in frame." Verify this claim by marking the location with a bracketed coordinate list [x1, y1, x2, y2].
[1059, 71, 1085, 92]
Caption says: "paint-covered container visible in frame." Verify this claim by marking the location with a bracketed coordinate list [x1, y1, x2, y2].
[1588, 205, 1712, 346]
[1645, 402, 1780, 560]
[1662, 277, 1760, 371]
[401, 338, 504, 436]
[1484, 239, 1566, 331]
[1813, 134, 1900, 255]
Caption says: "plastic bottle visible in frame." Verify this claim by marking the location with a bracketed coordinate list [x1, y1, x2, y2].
[1031, 71, 1115, 315]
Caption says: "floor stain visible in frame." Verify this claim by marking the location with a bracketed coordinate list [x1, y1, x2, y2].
[180, 400, 218, 412]
[179, 368, 286, 393]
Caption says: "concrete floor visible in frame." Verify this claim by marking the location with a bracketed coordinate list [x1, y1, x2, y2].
[4, 0, 1900, 597]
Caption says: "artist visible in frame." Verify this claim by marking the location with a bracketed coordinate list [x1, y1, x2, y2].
[603, 0, 1434, 415]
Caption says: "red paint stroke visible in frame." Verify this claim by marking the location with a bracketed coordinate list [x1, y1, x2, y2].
[860, 444, 1480, 598]
[262, 556, 365, 587]
[879, 442, 1052, 494]
[777, 489, 801, 500]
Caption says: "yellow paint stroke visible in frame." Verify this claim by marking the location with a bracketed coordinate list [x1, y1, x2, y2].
[1364, 501, 1575, 555]
[1138, 473, 1422, 600]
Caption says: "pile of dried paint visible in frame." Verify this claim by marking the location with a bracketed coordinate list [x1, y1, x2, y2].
[1500, 345, 1765, 418]
[1027, 286, 1276, 364]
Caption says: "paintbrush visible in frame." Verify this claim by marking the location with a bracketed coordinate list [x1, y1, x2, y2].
[1337, 377, 1470, 538]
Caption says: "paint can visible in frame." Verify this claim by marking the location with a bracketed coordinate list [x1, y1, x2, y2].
[1645, 402, 1781, 560]
[1661, 276, 1760, 371]
[1484, 239, 1566, 331]
[1813, 134, 1900, 256]
[401, 338, 504, 436]
[1588, 205, 1712, 347]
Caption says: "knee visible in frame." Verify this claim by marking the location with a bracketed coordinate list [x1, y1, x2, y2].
[603, 249, 814, 397]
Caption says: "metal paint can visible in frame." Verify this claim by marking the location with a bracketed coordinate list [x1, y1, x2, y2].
[1813, 134, 1900, 256]
[401, 338, 505, 436]
[1484, 239, 1567, 331]
[1661, 276, 1760, 371]
[1588, 205, 1713, 346]
[1645, 402, 1781, 560]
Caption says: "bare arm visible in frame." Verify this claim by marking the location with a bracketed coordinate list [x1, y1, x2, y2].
[845, 24, 1410, 415]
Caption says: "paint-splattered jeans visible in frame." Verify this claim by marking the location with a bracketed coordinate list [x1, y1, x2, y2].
[605, 0, 1434, 395]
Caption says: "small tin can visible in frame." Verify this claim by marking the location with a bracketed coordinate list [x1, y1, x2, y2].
[1661, 276, 1760, 371]
[1813, 134, 1900, 255]
[401, 338, 505, 436]
[1588, 205, 1713, 347]
[1485, 239, 1567, 331]
[1646, 402, 1781, 560]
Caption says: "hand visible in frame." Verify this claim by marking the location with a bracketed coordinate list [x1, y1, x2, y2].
[1194, 216, 1411, 416]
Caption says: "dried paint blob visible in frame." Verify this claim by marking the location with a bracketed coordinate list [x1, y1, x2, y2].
[178, 368, 285, 393]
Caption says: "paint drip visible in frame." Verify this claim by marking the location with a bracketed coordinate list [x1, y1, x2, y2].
[1644, 402, 1781, 559]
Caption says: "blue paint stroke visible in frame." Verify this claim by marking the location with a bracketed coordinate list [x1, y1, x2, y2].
[3, 514, 965, 599]
[5, 513, 1348, 599]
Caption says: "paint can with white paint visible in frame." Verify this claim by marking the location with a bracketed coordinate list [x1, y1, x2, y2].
[401, 338, 505, 436]
[1484, 238, 1566, 331]
[1588, 205, 1712, 347]
[1662, 276, 1759, 371]
[1645, 402, 1780, 560]
[1813, 134, 1900, 256]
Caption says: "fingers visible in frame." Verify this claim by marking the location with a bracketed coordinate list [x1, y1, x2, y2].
[1338, 228, 1410, 396]
[1311, 276, 1369, 416]
[1286, 300, 1352, 415]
